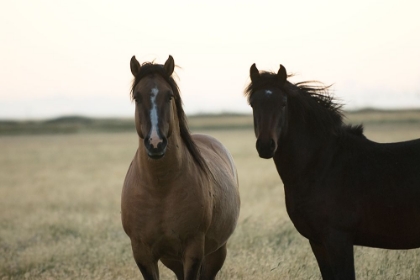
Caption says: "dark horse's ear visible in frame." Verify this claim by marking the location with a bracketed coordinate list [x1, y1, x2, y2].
[250, 63, 260, 83]
[164, 55, 175, 76]
[130, 56, 141, 77]
[277, 64, 287, 85]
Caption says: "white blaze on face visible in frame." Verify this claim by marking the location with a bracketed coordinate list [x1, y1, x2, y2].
[149, 86, 163, 148]
[265, 90, 273, 95]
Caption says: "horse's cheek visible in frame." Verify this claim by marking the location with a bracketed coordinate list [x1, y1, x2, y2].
[134, 107, 144, 139]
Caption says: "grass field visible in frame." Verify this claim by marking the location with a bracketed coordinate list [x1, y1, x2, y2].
[1, 111, 420, 279]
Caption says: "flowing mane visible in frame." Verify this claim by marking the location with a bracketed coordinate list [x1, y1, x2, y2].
[245, 71, 364, 137]
[130, 62, 209, 172]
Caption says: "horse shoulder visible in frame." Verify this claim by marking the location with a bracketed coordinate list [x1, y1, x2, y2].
[121, 159, 142, 237]
[192, 133, 225, 155]
[192, 134, 237, 179]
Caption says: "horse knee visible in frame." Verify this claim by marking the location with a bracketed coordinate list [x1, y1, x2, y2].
[309, 240, 334, 279]
[131, 242, 159, 280]
[200, 245, 227, 280]
[323, 231, 355, 279]
[134, 260, 159, 280]
[183, 256, 203, 280]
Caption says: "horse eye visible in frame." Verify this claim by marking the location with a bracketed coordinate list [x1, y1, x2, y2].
[134, 95, 142, 103]
[167, 92, 174, 102]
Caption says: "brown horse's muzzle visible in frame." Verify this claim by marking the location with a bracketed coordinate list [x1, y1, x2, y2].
[144, 134, 168, 159]
[256, 138, 277, 159]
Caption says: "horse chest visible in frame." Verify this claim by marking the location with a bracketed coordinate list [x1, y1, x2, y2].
[126, 185, 210, 249]
[127, 206, 206, 259]
[284, 189, 326, 241]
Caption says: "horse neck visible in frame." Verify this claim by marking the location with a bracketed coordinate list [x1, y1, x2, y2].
[136, 111, 192, 185]
[274, 104, 336, 187]
[137, 133, 190, 185]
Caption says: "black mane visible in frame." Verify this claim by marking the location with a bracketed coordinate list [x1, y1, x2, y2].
[245, 71, 364, 137]
[130, 62, 209, 172]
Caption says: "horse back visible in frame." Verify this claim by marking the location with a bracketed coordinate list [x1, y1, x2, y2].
[357, 138, 420, 187]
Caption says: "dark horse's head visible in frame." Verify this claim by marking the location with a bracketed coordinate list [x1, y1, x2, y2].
[130, 55, 176, 159]
[246, 63, 350, 159]
[245, 64, 289, 159]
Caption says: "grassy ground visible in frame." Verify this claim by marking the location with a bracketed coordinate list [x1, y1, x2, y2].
[1, 112, 420, 279]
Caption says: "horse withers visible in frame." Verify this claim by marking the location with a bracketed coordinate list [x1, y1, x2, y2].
[245, 63, 420, 279]
[121, 55, 240, 280]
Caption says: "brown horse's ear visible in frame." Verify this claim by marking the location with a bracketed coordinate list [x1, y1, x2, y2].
[250, 63, 260, 83]
[130, 56, 141, 77]
[277, 64, 287, 85]
[164, 55, 175, 76]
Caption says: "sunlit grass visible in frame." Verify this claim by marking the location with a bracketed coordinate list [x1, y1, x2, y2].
[1, 113, 420, 279]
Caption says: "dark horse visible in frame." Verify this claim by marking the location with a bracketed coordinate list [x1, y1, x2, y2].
[121, 55, 240, 280]
[245, 63, 420, 279]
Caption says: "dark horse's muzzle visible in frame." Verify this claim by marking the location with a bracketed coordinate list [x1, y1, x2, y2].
[256, 138, 277, 159]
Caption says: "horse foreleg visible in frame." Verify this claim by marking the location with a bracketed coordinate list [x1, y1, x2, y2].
[131, 241, 159, 280]
[323, 229, 355, 280]
[200, 244, 227, 280]
[135, 261, 159, 280]
[183, 237, 205, 280]
[309, 240, 335, 279]
[161, 258, 184, 280]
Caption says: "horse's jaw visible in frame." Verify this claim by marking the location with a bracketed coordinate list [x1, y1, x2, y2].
[147, 151, 165, 160]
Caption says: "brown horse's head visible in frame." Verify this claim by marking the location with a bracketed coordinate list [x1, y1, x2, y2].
[246, 64, 288, 159]
[130, 55, 176, 159]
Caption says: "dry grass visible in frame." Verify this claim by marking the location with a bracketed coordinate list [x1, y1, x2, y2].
[1, 114, 420, 279]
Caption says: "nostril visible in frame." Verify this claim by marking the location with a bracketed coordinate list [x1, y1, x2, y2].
[270, 139, 275, 150]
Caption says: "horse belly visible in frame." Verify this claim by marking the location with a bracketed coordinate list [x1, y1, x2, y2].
[355, 204, 420, 249]
[349, 163, 420, 249]
[205, 209, 239, 252]
[195, 136, 241, 254]
[204, 190, 240, 253]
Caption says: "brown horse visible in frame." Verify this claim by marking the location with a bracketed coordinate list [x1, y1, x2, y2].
[121, 55, 240, 280]
[245, 63, 420, 279]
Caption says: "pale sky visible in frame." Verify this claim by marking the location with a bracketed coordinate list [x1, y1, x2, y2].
[1, 0, 420, 119]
